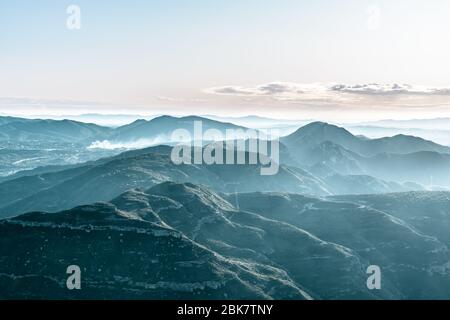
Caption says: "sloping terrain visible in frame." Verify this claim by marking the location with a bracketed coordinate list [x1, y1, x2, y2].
[0, 201, 307, 299]
[232, 190, 450, 299]
[282, 122, 450, 187]
[282, 122, 450, 158]
[0, 147, 330, 218]
[0, 118, 113, 143]
[2, 182, 450, 299]
[111, 115, 248, 143]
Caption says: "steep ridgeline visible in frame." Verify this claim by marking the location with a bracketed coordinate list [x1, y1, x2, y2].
[232, 190, 450, 299]
[1, 134, 440, 220]
[0, 146, 330, 219]
[282, 122, 450, 187]
[2, 182, 450, 299]
[2, 116, 449, 191]
[0, 116, 119, 176]
[110, 115, 248, 143]
[0, 115, 248, 145]
[282, 122, 450, 158]
[0, 118, 113, 143]
[0, 116, 24, 126]
[0, 115, 261, 178]
[331, 192, 450, 250]
[0, 200, 307, 299]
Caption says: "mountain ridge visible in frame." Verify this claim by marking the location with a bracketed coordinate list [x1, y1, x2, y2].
[282, 121, 450, 157]
[3, 182, 450, 299]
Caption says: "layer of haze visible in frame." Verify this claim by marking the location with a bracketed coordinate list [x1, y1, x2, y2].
[1, 0, 450, 121]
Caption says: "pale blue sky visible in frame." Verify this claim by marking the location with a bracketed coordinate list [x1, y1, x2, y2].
[1, 0, 450, 120]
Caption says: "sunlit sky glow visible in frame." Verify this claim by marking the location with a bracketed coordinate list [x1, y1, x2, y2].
[1, 0, 450, 121]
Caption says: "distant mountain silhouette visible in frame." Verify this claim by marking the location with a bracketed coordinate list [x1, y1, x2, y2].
[0, 116, 24, 126]
[282, 121, 450, 157]
[362, 151, 450, 186]
[283, 122, 360, 149]
[281, 122, 450, 186]
[0, 117, 112, 143]
[2, 116, 450, 213]
[111, 115, 248, 143]
[0, 115, 247, 145]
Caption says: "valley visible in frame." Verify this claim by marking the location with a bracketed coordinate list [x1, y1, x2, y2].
[2, 181, 450, 299]
[1, 114, 450, 299]
[4, 0, 450, 303]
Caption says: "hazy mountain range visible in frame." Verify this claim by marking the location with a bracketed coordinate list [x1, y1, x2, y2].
[1, 114, 450, 299]
[0, 115, 246, 176]
[0, 115, 249, 145]
[360, 118, 450, 130]
[2, 115, 450, 217]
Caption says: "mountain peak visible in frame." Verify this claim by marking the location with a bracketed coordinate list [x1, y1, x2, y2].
[179, 115, 205, 121]
[304, 121, 330, 127]
[283, 121, 358, 147]
[148, 182, 236, 212]
[291, 122, 353, 136]
[390, 134, 425, 141]
[13, 202, 138, 225]
[301, 121, 350, 132]
[131, 119, 148, 124]
[150, 115, 177, 122]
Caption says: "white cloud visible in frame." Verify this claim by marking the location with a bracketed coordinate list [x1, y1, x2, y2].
[205, 82, 349, 102]
[329, 83, 450, 95]
[88, 136, 169, 150]
[204, 82, 450, 107]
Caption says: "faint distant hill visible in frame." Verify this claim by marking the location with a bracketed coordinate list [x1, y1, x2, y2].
[362, 151, 450, 186]
[344, 125, 450, 147]
[281, 121, 450, 178]
[110, 115, 248, 143]
[0, 117, 113, 143]
[0, 116, 24, 126]
[278, 121, 450, 187]
[204, 115, 309, 128]
[0, 115, 251, 148]
[362, 118, 450, 130]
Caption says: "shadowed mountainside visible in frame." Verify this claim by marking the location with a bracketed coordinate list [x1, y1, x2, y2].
[2, 182, 450, 299]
